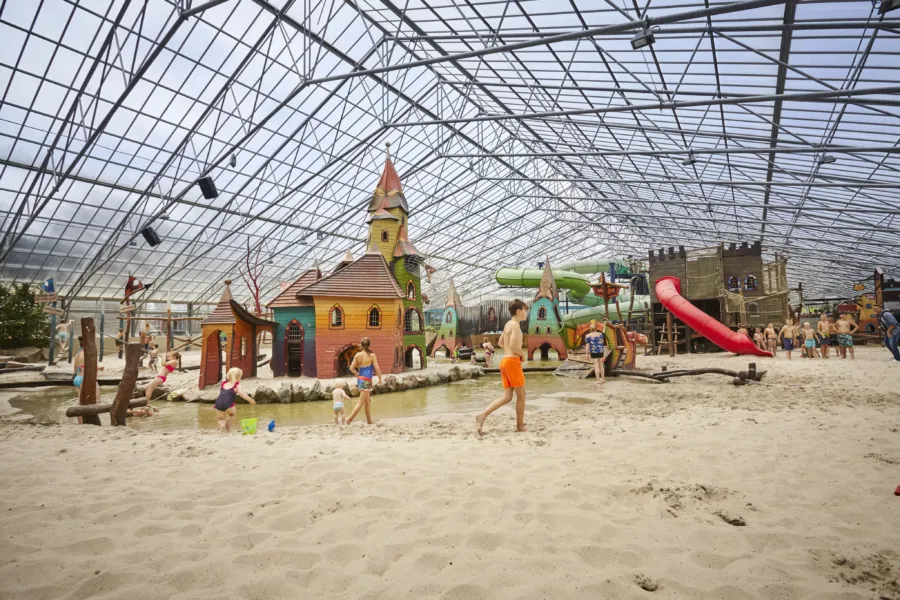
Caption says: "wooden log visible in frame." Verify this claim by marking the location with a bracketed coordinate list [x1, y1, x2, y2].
[111, 344, 142, 426]
[0, 365, 45, 373]
[67, 398, 147, 418]
[80, 317, 101, 426]
[609, 370, 665, 383]
[651, 367, 768, 381]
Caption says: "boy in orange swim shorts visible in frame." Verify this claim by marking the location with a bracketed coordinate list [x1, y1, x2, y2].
[476, 299, 529, 435]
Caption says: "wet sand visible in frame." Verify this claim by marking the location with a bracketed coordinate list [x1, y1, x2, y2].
[0, 348, 898, 599]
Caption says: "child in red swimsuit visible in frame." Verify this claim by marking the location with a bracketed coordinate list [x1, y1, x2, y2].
[144, 351, 180, 402]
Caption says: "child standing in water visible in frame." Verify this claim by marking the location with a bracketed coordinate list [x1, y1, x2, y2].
[214, 367, 256, 432]
[481, 337, 494, 368]
[476, 299, 528, 435]
[332, 384, 350, 425]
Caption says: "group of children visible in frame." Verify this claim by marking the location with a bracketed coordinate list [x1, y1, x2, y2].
[741, 314, 860, 360]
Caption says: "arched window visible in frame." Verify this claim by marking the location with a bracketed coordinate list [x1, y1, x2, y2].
[747, 302, 759, 318]
[330, 305, 344, 328]
[404, 308, 422, 333]
[744, 274, 758, 291]
[381, 229, 389, 242]
[445, 311, 452, 323]
[727, 276, 740, 292]
[546, 327, 551, 334]
[537, 306, 547, 320]
[406, 281, 416, 300]
[535, 326, 540, 334]
[367, 305, 381, 328]
[286, 322, 303, 341]
[240, 337, 248, 357]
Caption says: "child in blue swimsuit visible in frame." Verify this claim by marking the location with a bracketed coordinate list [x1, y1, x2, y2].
[347, 337, 382, 425]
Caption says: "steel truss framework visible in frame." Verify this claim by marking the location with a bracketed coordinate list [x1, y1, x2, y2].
[1, 0, 898, 307]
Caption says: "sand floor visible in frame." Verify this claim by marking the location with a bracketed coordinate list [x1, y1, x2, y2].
[0, 347, 898, 599]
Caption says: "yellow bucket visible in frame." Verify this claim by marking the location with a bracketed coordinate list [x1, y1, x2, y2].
[240, 418, 258, 435]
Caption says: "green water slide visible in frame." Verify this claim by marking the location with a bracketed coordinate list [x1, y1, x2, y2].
[494, 259, 650, 324]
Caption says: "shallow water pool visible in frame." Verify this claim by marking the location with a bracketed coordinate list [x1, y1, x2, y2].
[6, 374, 600, 430]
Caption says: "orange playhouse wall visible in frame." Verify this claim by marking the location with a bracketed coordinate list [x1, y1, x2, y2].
[313, 297, 404, 379]
[527, 334, 568, 360]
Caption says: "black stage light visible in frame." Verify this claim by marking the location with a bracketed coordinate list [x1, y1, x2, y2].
[631, 28, 655, 50]
[817, 155, 836, 165]
[140, 226, 162, 247]
[682, 151, 696, 166]
[879, 0, 900, 14]
[197, 176, 218, 199]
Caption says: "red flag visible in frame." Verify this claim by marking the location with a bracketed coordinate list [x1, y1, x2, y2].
[122, 276, 152, 303]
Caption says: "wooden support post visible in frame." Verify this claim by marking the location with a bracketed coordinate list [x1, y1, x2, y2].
[48, 309, 57, 365]
[600, 273, 610, 320]
[685, 325, 692, 354]
[666, 311, 675, 357]
[79, 317, 101, 426]
[98, 300, 105, 360]
[166, 306, 173, 352]
[110, 344, 142, 426]
[748, 362, 757, 381]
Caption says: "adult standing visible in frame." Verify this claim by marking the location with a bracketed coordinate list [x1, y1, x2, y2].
[347, 337, 382, 425]
[875, 305, 900, 361]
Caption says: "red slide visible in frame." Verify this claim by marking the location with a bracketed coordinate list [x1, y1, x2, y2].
[655, 276, 773, 357]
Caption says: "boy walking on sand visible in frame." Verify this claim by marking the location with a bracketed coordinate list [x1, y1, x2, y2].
[778, 318, 795, 359]
[476, 299, 528, 435]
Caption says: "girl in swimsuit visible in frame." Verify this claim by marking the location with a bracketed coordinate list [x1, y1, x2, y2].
[214, 367, 255, 432]
[347, 337, 382, 425]
[584, 321, 607, 385]
[482, 337, 494, 368]
[144, 351, 180, 402]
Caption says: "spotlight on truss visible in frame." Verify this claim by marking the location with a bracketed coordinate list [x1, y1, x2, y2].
[229, 154, 237, 168]
[817, 155, 836, 165]
[681, 151, 696, 166]
[879, 0, 900, 14]
[631, 24, 655, 50]
[317, 232, 325, 241]
[128, 240, 137, 248]
[158, 212, 170, 220]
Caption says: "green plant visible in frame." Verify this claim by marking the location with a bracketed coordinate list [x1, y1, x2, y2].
[0, 282, 50, 350]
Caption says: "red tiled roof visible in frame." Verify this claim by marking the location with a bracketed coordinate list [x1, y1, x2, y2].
[203, 282, 235, 325]
[367, 145, 409, 213]
[299, 253, 403, 299]
[266, 267, 321, 308]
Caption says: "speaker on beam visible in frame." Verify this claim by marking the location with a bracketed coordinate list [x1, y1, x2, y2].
[140, 226, 161, 247]
[197, 176, 218, 199]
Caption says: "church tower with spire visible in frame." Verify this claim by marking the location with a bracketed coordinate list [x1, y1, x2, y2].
[367, 142, 427, 369]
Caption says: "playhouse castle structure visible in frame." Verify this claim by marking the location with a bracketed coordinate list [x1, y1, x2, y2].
[527, 259, 568, 361]
[261, 143, 428, 380]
